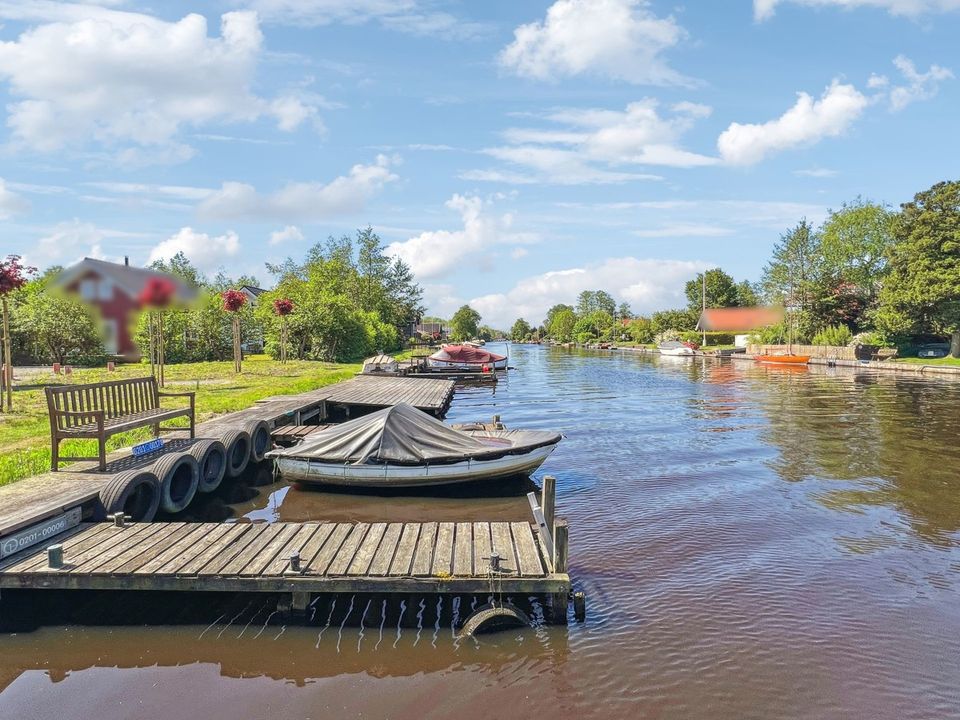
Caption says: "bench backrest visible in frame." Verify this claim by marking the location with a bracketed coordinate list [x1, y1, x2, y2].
[45, 376, 160, 429]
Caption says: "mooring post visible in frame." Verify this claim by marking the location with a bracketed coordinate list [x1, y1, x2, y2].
[550, 518, 570, 624]
[47, 544, 64, 569]
[527, 491, 554, 570]
[541, 475, 556, 532]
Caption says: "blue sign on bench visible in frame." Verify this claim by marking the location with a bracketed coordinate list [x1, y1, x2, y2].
[132, 438, 164, 457]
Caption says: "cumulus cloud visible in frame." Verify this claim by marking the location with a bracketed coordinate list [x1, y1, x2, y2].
[632, 223, 733, 238]
[467, 257, 706, 329]
[886, 55, 953, 110]
[269, 225, 305, 245]
[717, 80, 868, 165]
[0, 9, 323, 159]
[148, 227, 240, 273]
[198, 155, 399, 221]
[499, 0, 689, 85]
[385, 194, 537, 279]
[0, 178, 28, 219]
[21, 219, 146, 271]
[754, 0, 960, 22]
[467, 100, 715, 185]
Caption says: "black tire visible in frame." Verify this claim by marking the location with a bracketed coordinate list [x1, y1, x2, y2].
[152, 452, 200, 514]
[221, 429, 251, 478]
[243, 419, 271, 463]
[99, 470, 161, 522]
[188, 439, 227, 493]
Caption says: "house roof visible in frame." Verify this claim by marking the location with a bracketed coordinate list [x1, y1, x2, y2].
[241, 285, 267, 297]
[696, 306, 784, 332]
[57, 257, 198, 302]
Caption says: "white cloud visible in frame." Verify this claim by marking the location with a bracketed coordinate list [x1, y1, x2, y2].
[421, 283, 463, 320]
[755, 0, 960, 22]
[269, 225, 304, 245]
[148, 227, 240, 273]
[0, 178, 29, 219]
[717, 80, 868, 165]
[468, 100, 715, 185]
[633, 223, 733, 238]
[248, 0, 488, 39]
[467, 257, 706, 328]
[198, 155, 399, 221]
[21, 219, 147, 271]
[385, 194, 537, 279]
[887, 55, 953, 110]
[499, 0, 688, 85]
[0, 9, 323, 159]
[794, 167, 838, 177]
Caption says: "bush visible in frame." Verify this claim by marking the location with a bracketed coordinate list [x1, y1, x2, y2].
[654, 329, 682, 344]
[847, 330, 886, 347]
[812, 324, 853, 346]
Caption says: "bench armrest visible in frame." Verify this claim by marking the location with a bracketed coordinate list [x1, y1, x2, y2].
[157, 391, 195, 399]
[51, 409, 104, 431]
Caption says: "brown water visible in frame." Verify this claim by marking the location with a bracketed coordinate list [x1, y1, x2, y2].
[2, 345, 960, 719]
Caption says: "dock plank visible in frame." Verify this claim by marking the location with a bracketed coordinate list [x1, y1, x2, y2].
[192, 524, 259, 576]
[240, 523, 302, 576]
[388, 524, 420, 576]
[262, 523, 321, 576]
[490, 522, 518, 577]
[92, 523, 189, 574]
[511, 522, 544, 577]
[220, 524, 284, 576]
[135, 524, 220, 574]
[327, 523, 370, 576]
[472, 522, 492, 576]
[431, 522, 455, 576]
[411, 522, 438, 576]
[367, 523, 402, 576]
[0, 523, 109, 573]
[63, 524, 156, 573]
[453, 522, 473, 576]
[304, 523, 351, 575]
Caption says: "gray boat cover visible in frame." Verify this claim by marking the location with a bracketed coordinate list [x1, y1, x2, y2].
[268, 403, 560, 466]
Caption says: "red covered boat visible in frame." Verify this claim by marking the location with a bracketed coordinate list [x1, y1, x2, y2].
[427, 345, 508, 371]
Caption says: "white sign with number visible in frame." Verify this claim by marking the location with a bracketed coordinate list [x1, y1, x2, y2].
[0, 507, 82, 559]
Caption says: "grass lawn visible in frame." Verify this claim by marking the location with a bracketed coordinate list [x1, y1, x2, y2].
[0, 355, 359, 487]
[894, 356, 960, 366]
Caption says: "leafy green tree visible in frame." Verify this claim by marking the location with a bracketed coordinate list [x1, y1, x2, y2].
[15, 273, 104, 365]
[544, 303, 574, 329]
[627, 316, 654, 343]
[548, 308, 577, 342]
[736, 280, 761, 307]
[450, 305, 481, 341]
[761, 220, 822, 311]
[616, 301, 632, 320]
[819, 198, 894, 298]
[685, 268, 741, 311]
[651, 308, 697, 334]
[576, 290, 615, 317]
[477, 325, 496, 342]
[875, 181, 960, 344]
[510, 318, 532, 341]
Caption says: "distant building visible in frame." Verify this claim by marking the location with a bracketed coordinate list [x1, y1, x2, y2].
[696, 307, 784, 346]
[56, 257, 196, 360]
[240, 284, 267, 305]
[415, 321, 447, 340]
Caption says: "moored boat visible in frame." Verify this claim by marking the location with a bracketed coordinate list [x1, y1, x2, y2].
[428, 345, 508, 371]
[658, 340, 696, 356]
[266, 403, 560, 487]
[755, 353, 810, 365]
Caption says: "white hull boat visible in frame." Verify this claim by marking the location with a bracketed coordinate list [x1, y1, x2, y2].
[658, 341, 696, 356]
[426, 357, 508, 371]
[267, 403, 560, 488]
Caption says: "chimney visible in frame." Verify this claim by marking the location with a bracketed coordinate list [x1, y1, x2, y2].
[124, 256, 129, 266]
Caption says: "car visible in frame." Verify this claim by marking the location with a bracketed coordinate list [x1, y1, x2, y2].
[917, 342, 950, 358]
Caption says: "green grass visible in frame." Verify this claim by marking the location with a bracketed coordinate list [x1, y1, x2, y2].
[895, 356, 960, 366]
[0, 355, 359, 487]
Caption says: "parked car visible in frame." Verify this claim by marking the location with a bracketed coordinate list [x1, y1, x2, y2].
[916, 343, 950, 359]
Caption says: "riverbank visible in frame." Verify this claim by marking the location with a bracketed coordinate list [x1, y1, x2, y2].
[0, 356, 358, 487]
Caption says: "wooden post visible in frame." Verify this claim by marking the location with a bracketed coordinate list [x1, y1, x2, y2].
[2, 296, 12, 412]
[541, 475, 556, 531]
[158, 311, 165, 388]
[148, 311, 156, 379]
[549, 518, 569, 624]
[232, 316, 242, 373]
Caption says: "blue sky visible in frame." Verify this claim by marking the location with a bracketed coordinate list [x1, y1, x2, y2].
[0, 0, 957, 328]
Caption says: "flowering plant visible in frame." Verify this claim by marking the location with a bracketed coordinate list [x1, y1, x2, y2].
[222, 289, 247, 312]
[273, 298, 294, 316]
[0, 255, 35, 295]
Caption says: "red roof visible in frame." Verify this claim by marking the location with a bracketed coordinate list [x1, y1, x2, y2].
[697, 307, 784, 332]
[431, 345, 507, 363]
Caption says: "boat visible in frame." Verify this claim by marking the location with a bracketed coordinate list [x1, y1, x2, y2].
[266, 403, 561, 487]
[658, 340, 696, 356]
[427, 345, 508, 371]
[755, 353, 810, 365]
[462, 339, 486, 348]
[360, 354, 398, 374]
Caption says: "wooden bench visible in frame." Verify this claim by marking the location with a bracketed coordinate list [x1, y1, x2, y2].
[45, 376, 194, 471]
[872, 348, 898, 362]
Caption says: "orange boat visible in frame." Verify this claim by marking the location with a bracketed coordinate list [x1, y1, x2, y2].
[755, 353, 810, 365]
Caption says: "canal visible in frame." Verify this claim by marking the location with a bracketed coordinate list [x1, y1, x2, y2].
[1, 345, 958, 719]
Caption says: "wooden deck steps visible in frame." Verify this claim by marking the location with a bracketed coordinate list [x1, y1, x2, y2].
[0, 520, 567, 595]
[269, 424, 332, 446]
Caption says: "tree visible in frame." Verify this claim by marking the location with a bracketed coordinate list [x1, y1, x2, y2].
[736, 280, 761, 307]
[685, 268, 741, 312]
[576, 290, 615, 317]
[510, 318, 532, 342]
[544, 303, 574, 329]
[616, 302, 632, 321]
[651, 308, 698, 334]
[875, 181, 960, 347]
[627, 316, 654, 344]
[16, 274, 103, 367]
[548, 308, 577, 342]
[450, 305, 481, 341]
[761, 220, 822, 311]
[0, 255, 33, 410]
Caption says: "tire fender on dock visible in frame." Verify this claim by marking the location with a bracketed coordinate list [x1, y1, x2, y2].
[152, 452, 200, 514]
[220, 429, 252, 478]
[188, 439, 227, 493]
[243, 419, 271, 463]
[456, 601, 531, 639]
[98, 469, 162, 522]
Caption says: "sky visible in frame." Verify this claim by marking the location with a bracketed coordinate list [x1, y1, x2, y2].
[0, 0, 957, 329]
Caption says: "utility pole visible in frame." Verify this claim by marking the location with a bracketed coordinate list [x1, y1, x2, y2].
[701, 271, 707, 347]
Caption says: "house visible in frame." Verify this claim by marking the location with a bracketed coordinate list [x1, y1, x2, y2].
[56, 257, 197, 360]
[240, 285, 267, 305]
[696, 307, 784, 347]
[415, 321, 447, 340]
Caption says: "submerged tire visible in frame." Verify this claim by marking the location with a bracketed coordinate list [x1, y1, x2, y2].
[221, 429, 251, 478]
[152, 451, 200, 514]
[243, 419, 271, 463]
[188, 439, 227, 493]
[99, 470, 161, 523]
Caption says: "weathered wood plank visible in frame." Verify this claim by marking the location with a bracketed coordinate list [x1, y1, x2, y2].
[218, 524, 284, 576]
[261, 523, 321, 576]
[453, 522, 473, 576]
[367, 523, 402, 577]
[239, 524, 301, 577]
[0, 523, 107, 573]
[347, 522, 387, 576]
[62, 524, 156, 573]
[303, 523, 351, 575]
[134, 524, 220, 574]
[327, 523, 370, 576]
[431, 522, 455, 576]
[490, 522, 518, 576]
[388, 523, 420, 576]
[411, 521, 438, 576]
[472, 522, 492, 576]
[193, 524, 261, 576]
[91, 522, 189, 574]
[510, 522, 544, 577]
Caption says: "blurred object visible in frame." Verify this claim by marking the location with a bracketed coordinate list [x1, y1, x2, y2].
[138, 276, 178, 387]
[222, 289, 247, 373]
[52, 363, 61, 374]
[64, 365, 72, 375]
[696, 306, 785, 333]
[55, 257, 196, 362]
[0, 255, 36, 411]
[107, 361, 115, 371]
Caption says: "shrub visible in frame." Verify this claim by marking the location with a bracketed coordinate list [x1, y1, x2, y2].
[654, 329, 682, 344]
[847, 330, 886, 347]
[812, 324, 853, 346]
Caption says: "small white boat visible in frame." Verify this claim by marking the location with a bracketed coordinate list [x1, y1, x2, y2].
[428, 345, 508, 371]
[266, 403, 560, 488]
[361, 354, 398, 374]
[658, 340, 696, 356]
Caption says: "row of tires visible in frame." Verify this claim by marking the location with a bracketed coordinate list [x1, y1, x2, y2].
[100, 419, 272, 523]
